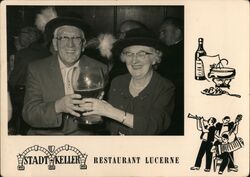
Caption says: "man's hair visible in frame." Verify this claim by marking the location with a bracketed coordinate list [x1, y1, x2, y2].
[53, 26, 85, 39]
[223, 116, 230, 121]
[162, 17, 184, 32]
[222, 134, 229, 140]
[118, 20, 148, 32]
[208, 117, 217, 124]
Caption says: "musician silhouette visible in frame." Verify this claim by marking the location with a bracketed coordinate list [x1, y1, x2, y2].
[211, 133, 237, 174]
[190, 117, 217, 172]
[215, 116, 240, 172]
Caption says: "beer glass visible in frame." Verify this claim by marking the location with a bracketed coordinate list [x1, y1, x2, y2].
[72, 65, 105, 125]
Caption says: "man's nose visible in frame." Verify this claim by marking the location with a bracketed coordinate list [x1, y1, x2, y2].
[159, 32, 165, 40]
[67, 38, 75, 47]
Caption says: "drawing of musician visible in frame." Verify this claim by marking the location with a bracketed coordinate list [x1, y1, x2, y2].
[214, 115, 242, 172]
[189, 115, 217, 172]
[211, 133, 237, 174]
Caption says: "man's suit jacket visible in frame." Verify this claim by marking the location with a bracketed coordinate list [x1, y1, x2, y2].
[22, 54, 108, 135]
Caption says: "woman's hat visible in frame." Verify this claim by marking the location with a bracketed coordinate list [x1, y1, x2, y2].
[44, 17, 91, 41]
[112, 28, 165, 57]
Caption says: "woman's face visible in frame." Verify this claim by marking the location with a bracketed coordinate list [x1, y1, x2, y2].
[121, 45, 157, 80]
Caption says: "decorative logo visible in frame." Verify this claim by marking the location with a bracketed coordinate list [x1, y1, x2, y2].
[17, 144, 88, 170]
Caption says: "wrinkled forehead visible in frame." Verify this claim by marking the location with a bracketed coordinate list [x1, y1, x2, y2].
[55, 25, 84, 37]
[123, 45, 155, 52]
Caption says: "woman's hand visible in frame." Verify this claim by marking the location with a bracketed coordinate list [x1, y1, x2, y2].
[79, 98, 113, 117]
[79, 98, 134, 128]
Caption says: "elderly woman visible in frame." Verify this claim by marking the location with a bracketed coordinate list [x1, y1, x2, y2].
[81, 28, 175, 135]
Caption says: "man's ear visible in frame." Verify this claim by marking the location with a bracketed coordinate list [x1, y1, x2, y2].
[175, 28, 182, 39]
[52, 38, 58, 51]
[81, 40, 86, 52]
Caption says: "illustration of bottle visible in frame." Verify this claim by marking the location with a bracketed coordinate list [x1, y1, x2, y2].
[195, 38, 207, 80]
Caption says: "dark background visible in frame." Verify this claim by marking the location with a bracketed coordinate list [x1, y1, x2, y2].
[7, 6, 184, 36]
[7, 6, 184, 135]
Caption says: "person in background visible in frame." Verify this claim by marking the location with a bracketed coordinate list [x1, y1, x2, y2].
[8, 26, 51, 135]
[79, 28, 175, 135]
[109, 20, 149, 82]
[157, 17, 184, 135]
[9, 26, 51, 88]
[117, 20, 148, 40]
[22, 17, 107, 135]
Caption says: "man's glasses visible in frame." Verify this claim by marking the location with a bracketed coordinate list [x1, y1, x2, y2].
[55, 36, 85, 45]
[122, 51, 153, 59]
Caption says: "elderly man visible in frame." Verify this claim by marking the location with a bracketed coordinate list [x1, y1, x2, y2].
[22, 17, 108, 135]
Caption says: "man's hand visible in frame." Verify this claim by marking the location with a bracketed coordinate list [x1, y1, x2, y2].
[55, 94, 83, 117]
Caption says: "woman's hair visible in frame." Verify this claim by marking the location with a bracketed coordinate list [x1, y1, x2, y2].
[154, 49, 163, 64]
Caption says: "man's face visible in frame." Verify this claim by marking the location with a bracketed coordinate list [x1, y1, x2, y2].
[53, 25, 86, 67]
[159, 23, 178, 46]
[222, 137, 229, 144]
[223, 118, 230, 124]
[208, 119, 214, 126]
[19, 31, 31, 47]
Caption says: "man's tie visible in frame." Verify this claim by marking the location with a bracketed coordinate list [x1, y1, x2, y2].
[65, 67, 75, 95]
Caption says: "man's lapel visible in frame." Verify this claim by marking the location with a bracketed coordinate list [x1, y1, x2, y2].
[49, 55, 65, 98]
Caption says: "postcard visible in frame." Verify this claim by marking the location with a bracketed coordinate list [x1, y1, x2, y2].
[1, 0, 249, 176]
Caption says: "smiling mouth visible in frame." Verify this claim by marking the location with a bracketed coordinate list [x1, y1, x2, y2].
[66, 50, 76, 54]
[131, 65, 143, 70]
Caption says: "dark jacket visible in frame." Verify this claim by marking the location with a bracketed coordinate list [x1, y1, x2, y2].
[22, 54, 108, 135]
[9, 42, 51, 87]
[157, 40, 184, 135]
[215, 122, 234, 135]
[107, 72, 175, 135]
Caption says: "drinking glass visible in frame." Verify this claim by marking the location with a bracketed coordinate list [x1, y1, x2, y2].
[72, 65, 105, 125]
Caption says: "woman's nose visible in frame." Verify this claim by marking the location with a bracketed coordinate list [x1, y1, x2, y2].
[131, 55, 139, 64]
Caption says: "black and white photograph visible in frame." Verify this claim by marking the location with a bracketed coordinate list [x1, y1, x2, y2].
[6, 5, 184, 136]
[0, 1, 249, 177]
